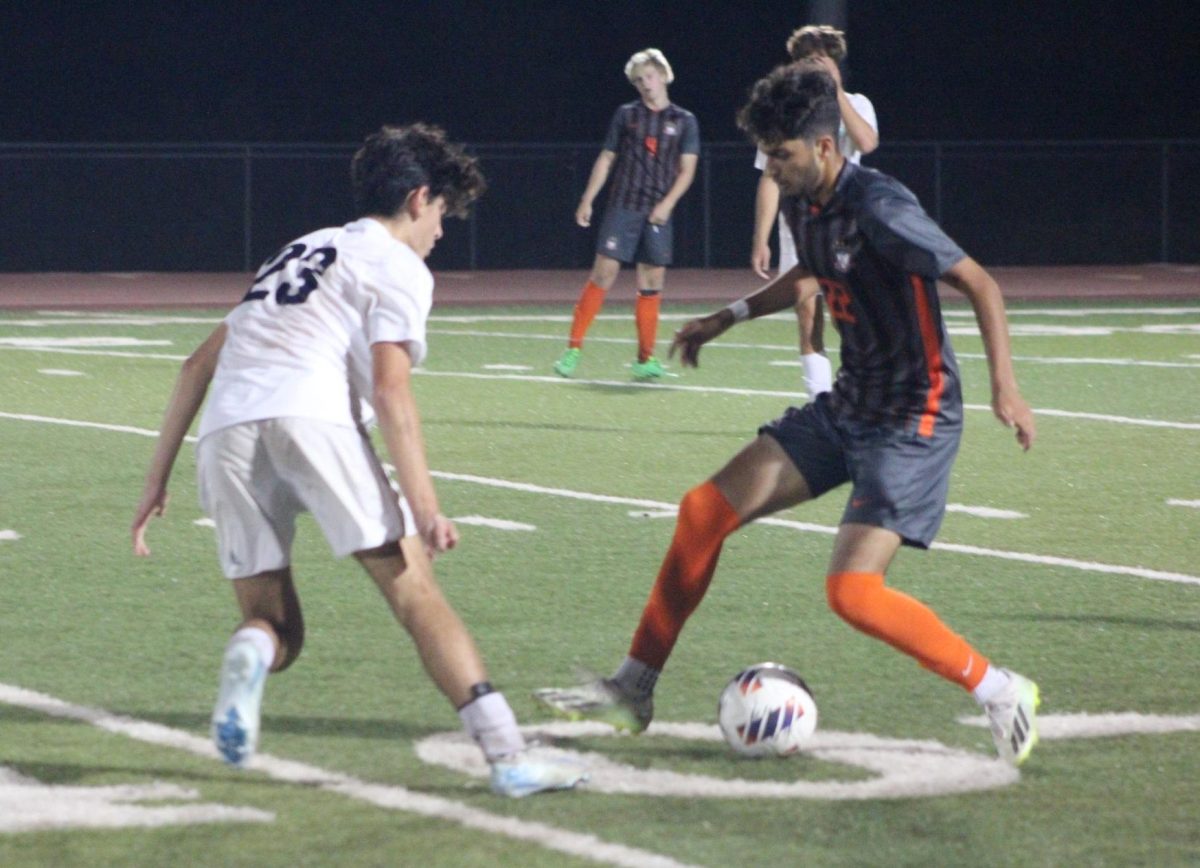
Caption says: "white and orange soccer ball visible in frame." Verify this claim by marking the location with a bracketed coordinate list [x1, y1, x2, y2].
[717, 662, 818, 757]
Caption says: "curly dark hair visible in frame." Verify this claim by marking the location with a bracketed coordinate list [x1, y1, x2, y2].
[351, 123, 486, 220]
[736, 65, 841, 148]
[786, 24, 847, 62]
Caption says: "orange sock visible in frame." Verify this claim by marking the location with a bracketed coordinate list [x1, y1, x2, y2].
[629, 481, 741, 669]
[825, 571, 989, 691]
[635, 290, 661, 362]
[568, 280, 607, 349]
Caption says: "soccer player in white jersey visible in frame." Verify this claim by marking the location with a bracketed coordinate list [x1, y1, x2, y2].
[750, 25, 879, 399]
[132, 124, 586, 798]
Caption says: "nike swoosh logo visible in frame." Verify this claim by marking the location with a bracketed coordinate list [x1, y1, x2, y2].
[961, 655, 974, 679]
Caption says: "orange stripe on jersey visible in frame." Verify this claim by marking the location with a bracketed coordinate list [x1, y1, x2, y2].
[910, 274, 945, 437]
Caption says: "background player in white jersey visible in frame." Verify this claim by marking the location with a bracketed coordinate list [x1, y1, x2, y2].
[750, 25, 879, 399]
[131, 124, 585, 798]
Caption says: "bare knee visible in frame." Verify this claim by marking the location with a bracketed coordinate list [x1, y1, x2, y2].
[591, 256, 620, 288]
[357, 540, 444, 628]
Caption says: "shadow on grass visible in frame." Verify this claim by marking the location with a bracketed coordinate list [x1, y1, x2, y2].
[988, 612, 1200, 632]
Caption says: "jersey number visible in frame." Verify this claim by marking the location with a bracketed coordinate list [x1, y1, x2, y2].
[242, 244, 338, 306]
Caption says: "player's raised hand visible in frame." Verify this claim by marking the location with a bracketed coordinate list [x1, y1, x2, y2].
[670, 312, 730, 368]
[131, 486, 169, 556]
[993, 387, 1036, 451]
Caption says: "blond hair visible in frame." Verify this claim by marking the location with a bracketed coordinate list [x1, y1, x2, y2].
[625, 48, 674, 84]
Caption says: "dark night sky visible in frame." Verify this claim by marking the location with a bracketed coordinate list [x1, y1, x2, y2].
[5, 1, 1199, 146]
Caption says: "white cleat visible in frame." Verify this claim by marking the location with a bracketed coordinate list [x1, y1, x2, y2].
[983, 669, 1041, 766]
[490, 752, 589, 798]
[211, 640, 267, 767]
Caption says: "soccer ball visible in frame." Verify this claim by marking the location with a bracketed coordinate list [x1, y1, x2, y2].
[717, 662, 818, 757]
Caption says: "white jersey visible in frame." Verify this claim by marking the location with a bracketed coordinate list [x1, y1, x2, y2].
[754, 91, 877, 170]
[198, 218, 432, 439]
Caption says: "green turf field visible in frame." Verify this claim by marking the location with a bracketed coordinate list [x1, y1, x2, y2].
[1, 299, 1198, 866]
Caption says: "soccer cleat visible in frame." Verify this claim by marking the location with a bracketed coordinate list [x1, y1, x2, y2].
[211, 639, 268, 767]
[631, 356, 664, 381]
[532, 678, 653, 734]
[983, 669, 1041, 766]
[489, 752, 589, 798]
[554, 347, 581, 377]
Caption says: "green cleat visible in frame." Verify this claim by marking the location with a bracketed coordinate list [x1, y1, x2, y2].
[554, 347, 581, 378]
[533, 678, 653, 734]
[631, 356, 665, 381]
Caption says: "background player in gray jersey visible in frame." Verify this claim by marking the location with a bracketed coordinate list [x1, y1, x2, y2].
[751, 25, 878, 400]
[132, 124, 585, 798]
[537, 67, 1042, 768]
[553, 48, 700, 381]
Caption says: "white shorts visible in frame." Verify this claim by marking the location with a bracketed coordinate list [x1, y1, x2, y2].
[197, 418, 413, 579]
[777, 213, 798, 273]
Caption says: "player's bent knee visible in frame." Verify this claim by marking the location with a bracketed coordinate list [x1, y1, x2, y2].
[270, 620, 305, 672]
[825, 571, 884, 627]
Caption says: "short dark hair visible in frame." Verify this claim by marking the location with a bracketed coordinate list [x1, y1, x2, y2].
[737, 65, 841, 148]
[351, 123, 486, 219]
[786, 24, 847, 62]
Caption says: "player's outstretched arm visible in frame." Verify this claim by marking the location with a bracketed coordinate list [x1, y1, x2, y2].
[670, 265, 813, 368]
[132, 324, 227, 555]
[941, 257, 1036, 451]
[371, 340, 459, 556]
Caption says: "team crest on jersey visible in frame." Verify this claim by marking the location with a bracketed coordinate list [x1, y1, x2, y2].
[832, 220, 861, 274]
[663, 122, 678, 136]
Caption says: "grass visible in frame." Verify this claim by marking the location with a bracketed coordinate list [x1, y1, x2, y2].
[1, 298, 1198, 866]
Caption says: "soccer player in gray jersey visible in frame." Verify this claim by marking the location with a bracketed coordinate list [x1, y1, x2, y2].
[132, 124, 585, 797]
[536, 67, 1042, 767]
[553, 48, 700, 381]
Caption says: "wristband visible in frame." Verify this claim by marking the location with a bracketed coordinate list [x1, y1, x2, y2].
[725, 299, 751, 323]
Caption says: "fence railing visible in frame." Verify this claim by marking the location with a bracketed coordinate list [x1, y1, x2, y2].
[2, 140, 1196, 272]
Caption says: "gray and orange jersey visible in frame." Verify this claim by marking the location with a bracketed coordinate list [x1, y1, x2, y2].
[781, 161, 967, 434]
[601, 100, 700, 213]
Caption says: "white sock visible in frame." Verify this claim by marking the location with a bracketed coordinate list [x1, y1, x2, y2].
[972, 665, 1011, 705]
[613, 657, 659, 699]
[458, 691, 526, 762]
[800, 352, 833, 397]
[229, 626, 275, 670]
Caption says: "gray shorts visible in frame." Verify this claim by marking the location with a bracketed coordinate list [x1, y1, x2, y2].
[595, 206, 673, 266]
[759, 395, 962, 549]
[197, 418, 413, 579]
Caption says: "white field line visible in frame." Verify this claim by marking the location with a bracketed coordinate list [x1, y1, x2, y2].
[2, 343, 1200, 393]
[0, 684, 691, 868]
[1, 411, 1197, 587]
[5, 322, 1200, 381]
[1167, 499, 1200, 509]
[414, 370, 1200, 431]
[422, 328, 1200, 369]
